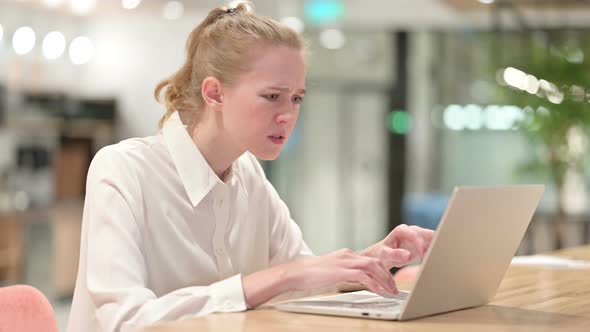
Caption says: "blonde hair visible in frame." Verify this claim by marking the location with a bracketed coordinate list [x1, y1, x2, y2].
[154, 3, 306, 128]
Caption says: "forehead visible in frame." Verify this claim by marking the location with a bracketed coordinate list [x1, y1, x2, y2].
[238, 45, 307, 87]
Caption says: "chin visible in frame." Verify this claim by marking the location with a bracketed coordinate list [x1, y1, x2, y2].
[250, 148, 282, 161]
[253, 152, 281, 161]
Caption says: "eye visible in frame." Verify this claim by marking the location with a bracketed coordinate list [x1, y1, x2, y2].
[264, 94, 280, 101]
[292, 95, 304, 104]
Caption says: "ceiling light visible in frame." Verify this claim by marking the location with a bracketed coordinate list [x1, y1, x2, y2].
[319, 28, 346, 50]
[69, 36, 94, 65]
[12, 26, 36, 56]
[69, 0, 96, 16]
[43, 31, 67, 60]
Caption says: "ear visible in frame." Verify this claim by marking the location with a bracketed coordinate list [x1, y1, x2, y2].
[201, 76, 224, 110]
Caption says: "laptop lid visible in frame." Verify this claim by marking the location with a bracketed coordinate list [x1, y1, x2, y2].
[399, 185, 544, 320]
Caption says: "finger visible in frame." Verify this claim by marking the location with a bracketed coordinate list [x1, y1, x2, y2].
[353, 256, 398, 295]
[418, 227, 435, 241]
[343, 256, 397, 294]
[380, 247, 412, 267]
[390, 225, 424, 259]
[406, 226, 430, 256]
[347, 270, 398, 297]
[357, 272, 383, 295]
[417, 228, 435, 254]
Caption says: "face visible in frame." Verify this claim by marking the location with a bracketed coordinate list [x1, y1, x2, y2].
[220, 45, 306, 160]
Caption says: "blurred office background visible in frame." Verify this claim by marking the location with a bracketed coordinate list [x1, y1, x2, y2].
[0, 0, 590, 330]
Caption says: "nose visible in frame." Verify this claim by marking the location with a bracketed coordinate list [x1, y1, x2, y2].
[275, 107, 298, 125]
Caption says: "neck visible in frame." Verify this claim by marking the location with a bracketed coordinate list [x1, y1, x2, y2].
[189, 111, 244, 180]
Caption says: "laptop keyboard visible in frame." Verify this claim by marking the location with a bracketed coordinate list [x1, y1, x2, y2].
[285, 291, 408, 312]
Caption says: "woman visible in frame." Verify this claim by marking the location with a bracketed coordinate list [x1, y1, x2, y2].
[67, 4, 433, 332]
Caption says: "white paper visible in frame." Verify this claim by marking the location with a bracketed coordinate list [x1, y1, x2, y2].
[511, 255, 590, 269]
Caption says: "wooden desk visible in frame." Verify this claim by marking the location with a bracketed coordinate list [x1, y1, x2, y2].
[143, 246, 590, 332]
[0, 214, 24, 285]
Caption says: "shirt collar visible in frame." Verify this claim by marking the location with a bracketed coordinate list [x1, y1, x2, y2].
[162, 112, 232, 207]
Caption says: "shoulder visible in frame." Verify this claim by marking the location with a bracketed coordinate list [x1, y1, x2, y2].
[88, 135, 162, 184]
[234, 152, 280, 200]
[235, 152, 267, 181]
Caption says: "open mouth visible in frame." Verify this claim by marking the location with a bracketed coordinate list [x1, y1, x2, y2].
[268, 135, 286, 144]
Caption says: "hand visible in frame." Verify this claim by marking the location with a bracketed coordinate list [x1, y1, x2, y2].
[359, 224, 435, 270]
[284, 249, 400, 297]
[242, 248, 401, 308]
[242, 226, 434, 308]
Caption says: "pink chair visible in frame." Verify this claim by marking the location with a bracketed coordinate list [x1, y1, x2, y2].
[393, 265, 422, 283]
[0, 285, 59, 332]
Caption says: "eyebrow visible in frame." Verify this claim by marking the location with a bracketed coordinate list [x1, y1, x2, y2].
[267, 86, 306, 94]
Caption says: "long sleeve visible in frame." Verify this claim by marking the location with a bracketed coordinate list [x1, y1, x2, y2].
[81, 148, 247, 332]
[69, 120, 334, 332]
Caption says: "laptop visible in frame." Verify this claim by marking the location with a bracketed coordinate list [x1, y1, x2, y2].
[275, 185, 545, 321]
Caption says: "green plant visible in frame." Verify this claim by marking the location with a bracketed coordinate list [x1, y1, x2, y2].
[498, 32, 590, 249]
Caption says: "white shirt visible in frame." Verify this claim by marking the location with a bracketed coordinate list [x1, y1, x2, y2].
[67, 112, 314, 332]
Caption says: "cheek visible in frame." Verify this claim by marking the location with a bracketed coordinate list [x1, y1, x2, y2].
[224, 96, 255, 124]
[224, 103, 269, 139]
[243, 100, 277, 127]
